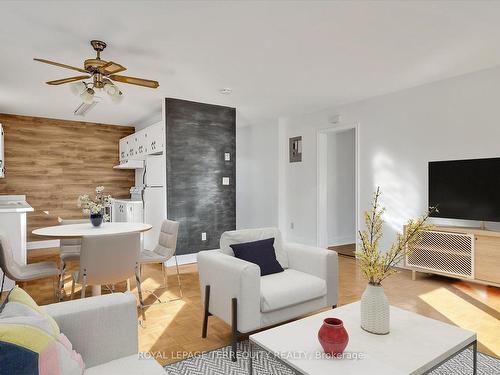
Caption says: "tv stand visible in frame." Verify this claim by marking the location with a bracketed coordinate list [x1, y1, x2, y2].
[405, 225, 500, 287]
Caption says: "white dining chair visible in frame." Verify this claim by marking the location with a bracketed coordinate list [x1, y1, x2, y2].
[0, 235, 60, 299]
[70, 232, 144, 308]
[58, 218, 87, 300]
[138, 219, 182, 303]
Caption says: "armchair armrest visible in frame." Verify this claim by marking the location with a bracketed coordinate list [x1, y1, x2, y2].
[197, 250, 261, 333]
[42, 293, 138, 368]
[285, 243, 338, 307]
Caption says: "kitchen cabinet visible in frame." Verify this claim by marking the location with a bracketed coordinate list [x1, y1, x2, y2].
[118, 122, 164, 162]
[119, 137, 128, 161]
[147, 122, 164, 154]
[119, 135, 135, 161]
[111, 199, 143, 223]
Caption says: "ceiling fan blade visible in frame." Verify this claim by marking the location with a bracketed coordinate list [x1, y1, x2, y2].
[34, 58, 88, 74]
[46, 75, 90, 85]
[109, 74, 159, 88]
[98, 61, 126, 75]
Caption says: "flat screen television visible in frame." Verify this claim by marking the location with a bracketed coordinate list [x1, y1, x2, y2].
[428, 157, 500, 222]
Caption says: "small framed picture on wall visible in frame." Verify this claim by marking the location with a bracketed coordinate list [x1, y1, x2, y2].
[289, 136, 302, 163]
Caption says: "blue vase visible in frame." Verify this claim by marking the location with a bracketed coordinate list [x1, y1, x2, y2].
[90, 212, 103, 227]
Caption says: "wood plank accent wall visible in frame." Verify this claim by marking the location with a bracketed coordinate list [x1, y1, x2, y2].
[0, 114, 135, 241]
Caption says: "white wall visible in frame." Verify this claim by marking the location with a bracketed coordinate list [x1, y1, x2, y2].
[133, 112, 280, 232]
[327, 129, 356, 245]
[280, 65, 500, 250]
[236, 119, 279, 229]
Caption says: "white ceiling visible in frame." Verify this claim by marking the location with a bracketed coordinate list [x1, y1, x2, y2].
[2, 1, 500, 127]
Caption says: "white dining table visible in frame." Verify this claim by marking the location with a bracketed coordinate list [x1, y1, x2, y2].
[33, 222, 152, 296]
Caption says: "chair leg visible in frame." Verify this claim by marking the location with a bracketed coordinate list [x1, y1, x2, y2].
[231, 297, 238, 362]
[135, 266, 144, 308]
[174, 255, 183, 299]
[81, 274, 87, 299]
[162, 262, 167, 288]
[126, 278, 131, 292]
[58, 260, 66, 301]
[53, 276, 58, 302]
[1, 272, 5, 296]
[70, 277, 75, 300]
[202, 285, 210, 338]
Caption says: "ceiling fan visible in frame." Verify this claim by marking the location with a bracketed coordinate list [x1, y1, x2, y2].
[34, 40, 159, 114]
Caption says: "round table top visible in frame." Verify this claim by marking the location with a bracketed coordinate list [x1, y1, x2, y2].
[32, 222, 152, 237]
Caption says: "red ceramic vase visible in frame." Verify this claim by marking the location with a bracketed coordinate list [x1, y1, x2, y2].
[318, 318, 349, 356]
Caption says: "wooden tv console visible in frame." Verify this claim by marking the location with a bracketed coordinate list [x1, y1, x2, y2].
[405, 225, 500, 287]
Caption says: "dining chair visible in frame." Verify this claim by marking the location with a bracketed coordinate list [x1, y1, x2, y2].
[138, 219, 182, 303]
[58, 218, 87, 300]
[70, 232, 144, 308]
[0, 235, 59, 299]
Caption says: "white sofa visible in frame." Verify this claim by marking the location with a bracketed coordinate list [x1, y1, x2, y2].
[197, 227, 338, 361]
[42, 293, 164, 375]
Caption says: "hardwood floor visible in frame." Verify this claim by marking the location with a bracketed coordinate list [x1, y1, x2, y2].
[6, 249, 500, 366]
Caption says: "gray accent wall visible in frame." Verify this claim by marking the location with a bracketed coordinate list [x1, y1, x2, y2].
[165, 98, 236, 255]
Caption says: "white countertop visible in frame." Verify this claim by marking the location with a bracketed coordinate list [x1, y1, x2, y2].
[32, 222, 152, 237]
[112, 198, 143, 203]
[0, 195, 34, 213]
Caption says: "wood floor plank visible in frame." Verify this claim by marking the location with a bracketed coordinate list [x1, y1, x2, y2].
[5, 249, 498, 366]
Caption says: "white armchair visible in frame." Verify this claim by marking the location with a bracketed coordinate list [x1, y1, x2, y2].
[197, 227, 338, 361]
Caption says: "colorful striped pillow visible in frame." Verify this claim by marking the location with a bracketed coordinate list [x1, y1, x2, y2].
[0, 287, 84, 375]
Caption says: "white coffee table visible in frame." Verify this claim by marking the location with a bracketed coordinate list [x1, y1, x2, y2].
[249, 301, 477, 374]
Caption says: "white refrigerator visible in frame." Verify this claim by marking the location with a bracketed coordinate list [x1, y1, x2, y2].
[143, 155, 166, 251]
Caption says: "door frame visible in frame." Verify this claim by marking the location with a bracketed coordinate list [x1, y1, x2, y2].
[316, 123, 359, 249]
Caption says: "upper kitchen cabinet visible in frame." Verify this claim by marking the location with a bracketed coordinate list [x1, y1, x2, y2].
[119, 136, 129, 160]
[118, 134, 137, 160]
[118, 122, 164, 162]
[145, 122, 164, 154]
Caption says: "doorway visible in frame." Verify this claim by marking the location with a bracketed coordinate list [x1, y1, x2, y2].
[317, 125, 358, 256]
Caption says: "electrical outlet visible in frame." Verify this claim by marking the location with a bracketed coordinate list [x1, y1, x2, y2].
[224, 152, 231, 161]
[202, 232, 207, 241]
[222, 177, 230, 185]
[290, 222, 294, 230]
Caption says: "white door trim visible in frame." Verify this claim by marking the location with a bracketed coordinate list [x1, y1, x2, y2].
[316, 123, 359, 249]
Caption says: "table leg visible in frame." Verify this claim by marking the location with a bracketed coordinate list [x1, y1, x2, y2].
[473, 340, 477, 375]
[91, 285, 101, 296]
[248, 341, 253, 375]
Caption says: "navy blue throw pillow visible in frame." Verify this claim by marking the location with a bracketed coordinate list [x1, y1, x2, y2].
[230, 238, 284, 276]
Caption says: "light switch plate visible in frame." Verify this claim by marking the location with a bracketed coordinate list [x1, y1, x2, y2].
[224, 152, 231, 161]
[202, 232, 207, 241]
[222, 177, 230, 185]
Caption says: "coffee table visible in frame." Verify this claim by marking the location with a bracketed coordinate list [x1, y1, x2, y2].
[249, 301, 477, 374]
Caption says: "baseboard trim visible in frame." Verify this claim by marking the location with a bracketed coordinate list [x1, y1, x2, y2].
[167, 253, 197, 266]
[328, 236, 356, 246]
[27, 240, 60, 250]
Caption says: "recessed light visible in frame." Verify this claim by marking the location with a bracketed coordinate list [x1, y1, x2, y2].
[220, 88, 232, 95]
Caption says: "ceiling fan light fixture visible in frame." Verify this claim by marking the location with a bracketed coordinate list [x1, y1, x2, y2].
[80, 87, 95, 104]
[110, 90, 124, 103]
[34, 40, 159, 114]
[104, 83, 119, 96]
[70, 81, 87, 96]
